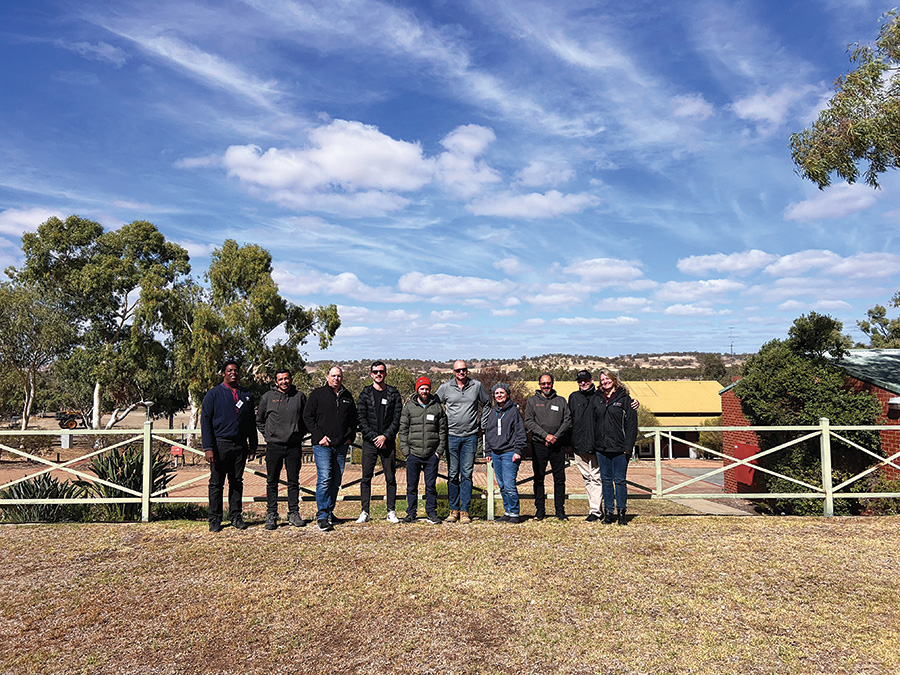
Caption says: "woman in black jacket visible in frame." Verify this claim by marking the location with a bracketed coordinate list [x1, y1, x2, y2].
[594, 369, 638, 525]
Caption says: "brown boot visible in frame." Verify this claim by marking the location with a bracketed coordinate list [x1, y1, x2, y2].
[460, 511, 472, 524]
[446, 510, 459, 523]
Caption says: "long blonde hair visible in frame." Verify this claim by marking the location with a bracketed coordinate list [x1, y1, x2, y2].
[598, 368, 628, 395]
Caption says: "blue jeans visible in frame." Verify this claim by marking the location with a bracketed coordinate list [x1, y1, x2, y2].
[406, 453, 439, 516]
[596, 452, 629, 512]
[492, 451, 520, 516]
[313, 444, 349, 521]
[447, 435, 477, 511]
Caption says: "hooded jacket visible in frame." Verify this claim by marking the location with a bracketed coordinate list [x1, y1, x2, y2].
[482, 399, 527, 456]
[524, 388, 571, 443]
[399, 393, 447, 459]
[568, 384, 598, 454]
[595, 386, 638, 455]
[256, 384, 307, 446]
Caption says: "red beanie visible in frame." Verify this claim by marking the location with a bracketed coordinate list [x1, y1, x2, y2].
[415, 376, 432, 390]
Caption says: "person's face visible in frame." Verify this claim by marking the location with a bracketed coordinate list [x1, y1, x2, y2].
[453, 361, 468, 382]
[327, 368, 343, 389]
[539, 377, 553, 395]
[599, 373, 614, 392]
[370, 364, 386, 384]
[577, 377, 592, 390]
[417, 383, 431, 400]
[276, 372, 292, 393]
[223, 364, 239, 386]
[494, 388, 508, 405]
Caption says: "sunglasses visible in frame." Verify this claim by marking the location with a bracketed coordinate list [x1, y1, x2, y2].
[454, 368, 468, 373]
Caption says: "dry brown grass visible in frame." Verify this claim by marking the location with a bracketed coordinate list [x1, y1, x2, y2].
[1, 515, 899, 675]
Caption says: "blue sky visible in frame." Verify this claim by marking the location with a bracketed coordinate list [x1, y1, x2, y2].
[2, 0, 899, 361]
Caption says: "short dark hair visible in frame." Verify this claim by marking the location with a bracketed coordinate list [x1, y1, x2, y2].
[539, 372, 554, 383]
[275, 369, 292, 379]
[371, 360, 386, 371]
[222, 359, 240, 372]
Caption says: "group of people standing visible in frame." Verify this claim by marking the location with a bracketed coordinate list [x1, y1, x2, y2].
[200, 359, 638, 532]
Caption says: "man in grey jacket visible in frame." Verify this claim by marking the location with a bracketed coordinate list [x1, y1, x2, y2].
[399, 376, 447, 524]
[256, 369, 307, 530]
[524, 373, 572, 521]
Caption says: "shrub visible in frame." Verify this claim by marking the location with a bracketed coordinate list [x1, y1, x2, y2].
[153, 501, 207, 521]
[861, 474, 900, 515]
[76, 441, 175, 521]
[0, 474, 88, 522]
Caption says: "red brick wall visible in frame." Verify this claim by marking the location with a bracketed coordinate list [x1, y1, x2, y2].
[844, 378, 900, 479]
[720, 385, 760, 492]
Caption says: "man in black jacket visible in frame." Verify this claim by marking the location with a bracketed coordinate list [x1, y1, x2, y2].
[303, 366, 357, 531]
[524, 373, 572, 521]
[355, 361, 402, 524]
[256, 369, 307, 530]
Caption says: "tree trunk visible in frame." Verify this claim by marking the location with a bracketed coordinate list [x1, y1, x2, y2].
[104, 401, 148, 429]
[19, 375, 33, 432]
[188, 393, 200, 448]
[92, 381, 102, 429]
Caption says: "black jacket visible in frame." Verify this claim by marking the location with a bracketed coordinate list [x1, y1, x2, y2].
[303, 385, 357, 446]
[595, 386, 638, 455]
[524, 388, 571, 443]
[356, 383, 402, 448]
[256, 385, 307, 446]
[568, 384, 598, 454]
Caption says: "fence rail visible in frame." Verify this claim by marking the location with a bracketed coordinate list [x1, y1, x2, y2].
[1, 418, 899, 520]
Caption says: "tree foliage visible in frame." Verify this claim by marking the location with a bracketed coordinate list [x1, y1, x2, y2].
[790, 12, 900, 188]
[858, 291, 900, 347]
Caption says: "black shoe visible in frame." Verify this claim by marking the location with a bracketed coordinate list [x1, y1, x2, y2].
[508, 516, 521, 524]
[288, 512, 306, 527]
[617, 510, 628, 526]
[231, 516, 248, 530]
[602, 512, 616, 524]
[265, 513, 277, 531]
[317, 519, 334, 532]
[534, 511, 546, 521]
[586, 513, 600, 522]
[556, 514, 569, 521]
[403, 513, 417, 523]
[426, 513, 442, 524]
[208, 520, 222, 533]
[495, 514, 509, 523]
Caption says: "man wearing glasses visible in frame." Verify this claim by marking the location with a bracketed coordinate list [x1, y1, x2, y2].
[303, 366, 357, 531]
[524, 373, 572, 521]
[355, 361, 402, 524]
[435, 360, 490, 524]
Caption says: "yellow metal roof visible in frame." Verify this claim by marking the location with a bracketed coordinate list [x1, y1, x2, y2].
[525, 380, 722, 425]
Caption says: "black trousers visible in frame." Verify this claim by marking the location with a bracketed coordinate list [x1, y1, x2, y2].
[360, 440, 397, 512]
[265, 442, 302, 515]
[406, 453, 439, 516]
[208, 439, 248, 523]
[531, 438, 567, 515]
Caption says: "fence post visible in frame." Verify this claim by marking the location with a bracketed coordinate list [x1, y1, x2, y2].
[819, 417, 834, 517]
[486, 458, 495, 521]
[142, 421, 152, 522]
[654, 430, 662, 498]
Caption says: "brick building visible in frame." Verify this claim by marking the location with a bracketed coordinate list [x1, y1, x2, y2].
[720, 349, 900, 493]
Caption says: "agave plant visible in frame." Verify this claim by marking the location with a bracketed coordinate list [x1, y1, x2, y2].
[76, 442, 175, 521]
[0, 474, 87, 523]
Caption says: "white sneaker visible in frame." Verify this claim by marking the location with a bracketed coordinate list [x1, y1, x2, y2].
[386, 510, 400, 524]
[356, 511, 370, 524]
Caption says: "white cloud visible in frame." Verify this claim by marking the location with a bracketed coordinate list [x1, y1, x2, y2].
[491, 308, 518, 317]
[173, 239, 217, 259]
[58, 40, 128, 67]
[493, 256, 527, 275]
[784, 183, 880, 222]
[763, 250, 841, 277]
[397, 272, 510, 298]
[830, 253, 900, 279]
[655, 279, 744, 303]
[554, 316, 639, 326]
[563, 258, 645, 288]
[663, 304, 718, 317]
[594, 296, 650, 311]
[434, 125, 501, 197]
[778, 300, 807, 312]
[523, 318, 546, 327]
[515, 160, 574, 187]
[672, 94, 714, 120]
[274, 268, 416, 303]
[677, 249, 776, 276]
[467, 190, 599, 219]
[0, 208, 61, 237]
[732, 86, 812, 128]
[430, 310, 458, 320]
[813, 300, 852, 312]
[174, 154, 221, 169]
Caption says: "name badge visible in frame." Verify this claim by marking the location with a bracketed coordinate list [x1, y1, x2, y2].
[550, 405, 559, 411]
[381, 398, 388, 405]
[235, 400, 244, 410]
[426, 414, 435, 421]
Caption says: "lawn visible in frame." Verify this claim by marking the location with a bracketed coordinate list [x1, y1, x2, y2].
[1, 512, 898, 674]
